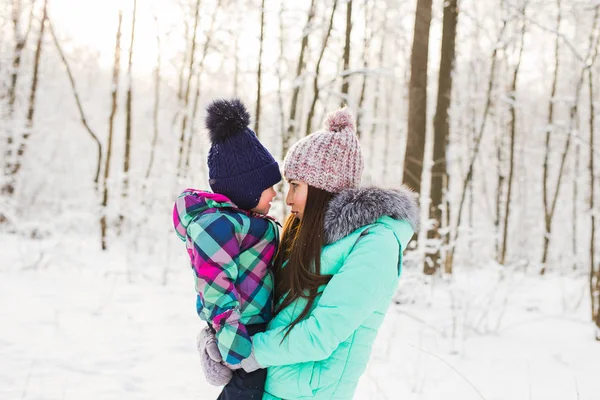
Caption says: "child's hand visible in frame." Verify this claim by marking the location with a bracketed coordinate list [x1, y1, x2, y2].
[196, 327, 232, 386]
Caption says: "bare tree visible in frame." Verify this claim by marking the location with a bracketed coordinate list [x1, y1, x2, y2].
[591, 64, 600, 339]
[2, 0, 36, 201]
[121, 0, 137, 227]
[255, 0, 266, 135]
[427, 0, 458, 275]
[184, 0, 223, 176]
[355, 1, 373, 137]
[284, 0, 316, 153]
[403, 0, 433, 195]
[177, 15, 190, 103]
[170, 14, 190, 132]
[368, 9, 388, 176]
[7, 0, 36, 113]
[540, 0, 562, 274]
[276, 0, 288, 214]
[47, 18, 102, 190]
[305, 0, 339, 136]
[276, 0, 286, 142]
[541, 5, 599, 274]
[340, 0, 352, 106]
[499, 2, 528, 266]
[100, 10, 123, 251]
[585, 9, 600, 338]
[145, 14, 161, 180]
[177, 0, 200, 177]
[2, 0, 47, 196]
[447, 17, 508, 271]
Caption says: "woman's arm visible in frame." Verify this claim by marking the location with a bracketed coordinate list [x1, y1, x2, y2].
[252, 222, 409, 367]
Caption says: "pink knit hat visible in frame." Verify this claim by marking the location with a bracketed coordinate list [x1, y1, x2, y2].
[283, 108, 364, 193]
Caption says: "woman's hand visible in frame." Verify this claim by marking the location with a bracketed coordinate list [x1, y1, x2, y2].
[223, 348, 263, 373]
[196, 327, 233, 386]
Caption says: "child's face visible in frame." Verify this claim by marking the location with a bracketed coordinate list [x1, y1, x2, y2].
[251, 186, 277, 215]
[285, 179, 308, 220]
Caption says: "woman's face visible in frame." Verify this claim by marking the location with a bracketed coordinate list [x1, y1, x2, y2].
[286, 179, 308, 220]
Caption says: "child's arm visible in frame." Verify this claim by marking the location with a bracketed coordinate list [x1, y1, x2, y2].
[187, 212, 251, 365]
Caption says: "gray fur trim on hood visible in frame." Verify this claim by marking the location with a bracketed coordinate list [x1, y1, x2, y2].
[323, 186, 419, 244]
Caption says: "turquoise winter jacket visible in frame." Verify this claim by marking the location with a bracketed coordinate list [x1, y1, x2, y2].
[251, 187, 419, 400]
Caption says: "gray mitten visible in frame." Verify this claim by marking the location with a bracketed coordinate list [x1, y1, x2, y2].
[223, 347, 263, 373]
[196, 327, 232, 386]
[240, 348, 263, 373]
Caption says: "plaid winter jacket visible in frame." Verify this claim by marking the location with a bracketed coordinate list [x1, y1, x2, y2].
[173, 189, 279, 365]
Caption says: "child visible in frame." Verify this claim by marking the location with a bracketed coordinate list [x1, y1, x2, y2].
[173, 99, 281, 399]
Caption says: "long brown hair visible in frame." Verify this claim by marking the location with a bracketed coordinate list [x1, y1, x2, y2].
[273, 185, 335, 338]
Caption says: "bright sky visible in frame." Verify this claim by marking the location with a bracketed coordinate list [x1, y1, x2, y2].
[49, 0, 183, 75]
[45, 0, 553, 93]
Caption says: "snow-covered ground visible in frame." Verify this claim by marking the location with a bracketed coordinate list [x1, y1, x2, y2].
[1, 233, 599, 400]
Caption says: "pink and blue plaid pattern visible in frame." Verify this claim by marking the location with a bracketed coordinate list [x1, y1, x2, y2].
[173, 189, 278, 364]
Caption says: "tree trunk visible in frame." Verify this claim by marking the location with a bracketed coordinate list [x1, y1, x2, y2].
[277, 1, 287, 215]
[591, 71, 598, 332]
[403, 0, 433, 195]
[284, 0, 316, 153]
[48, 18, 102, 189]
[541, 5, 599, 274]
[100, 10, 123, 251]
[495, 113, 505, 260]
[171, 17, 190, 132]
[184, 0, 222, 177]
[177, 0, 200, 177]
[368, 10, 388, 176]
[541, 0, 562, 274]
[427, 0, 458, 275]
[305, 0, 338, 136]
[177, 16, 189, 103]
[355, 1, 373, 137]
[120, 0, 137, 228]
[255, 0, 266, 135]
[382, 67, 396, 180]
[3, 0, 47, 196]
[447, 18, 508, 271]
[7, 0, 35, 114]
[587, 19, 600, 340]
[146, 15, 161, 180]
[2, 0, 36, 200]
[340, 0, 352, 106]
[573, 125, 580, 270]
[500, 5, 527, 266]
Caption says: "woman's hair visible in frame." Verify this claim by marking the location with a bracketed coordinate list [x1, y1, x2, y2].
[273, 185, 335, 339]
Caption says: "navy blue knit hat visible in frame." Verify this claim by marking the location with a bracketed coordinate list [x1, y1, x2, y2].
[206, 99, 281, 210]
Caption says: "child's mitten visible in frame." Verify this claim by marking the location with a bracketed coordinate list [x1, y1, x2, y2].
[196, 327, 232, 386]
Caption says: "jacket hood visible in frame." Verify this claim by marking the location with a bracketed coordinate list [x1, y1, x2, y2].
[173, 189, 237, 240]
[323, 186, 419, 245]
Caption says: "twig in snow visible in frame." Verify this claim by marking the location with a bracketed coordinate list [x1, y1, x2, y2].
[406, 343, 488, 400]
[20, 359, 36, 399]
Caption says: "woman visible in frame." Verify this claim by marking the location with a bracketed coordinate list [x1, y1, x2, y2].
[199, 108, 419, 399]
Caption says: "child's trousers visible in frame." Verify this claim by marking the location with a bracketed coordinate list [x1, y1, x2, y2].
[214, 323, 267, 400]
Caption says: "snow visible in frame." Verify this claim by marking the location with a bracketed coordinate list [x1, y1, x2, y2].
[2, 234, 599, 400]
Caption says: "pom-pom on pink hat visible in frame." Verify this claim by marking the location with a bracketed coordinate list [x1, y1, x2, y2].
[283, 108, 364, 193]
